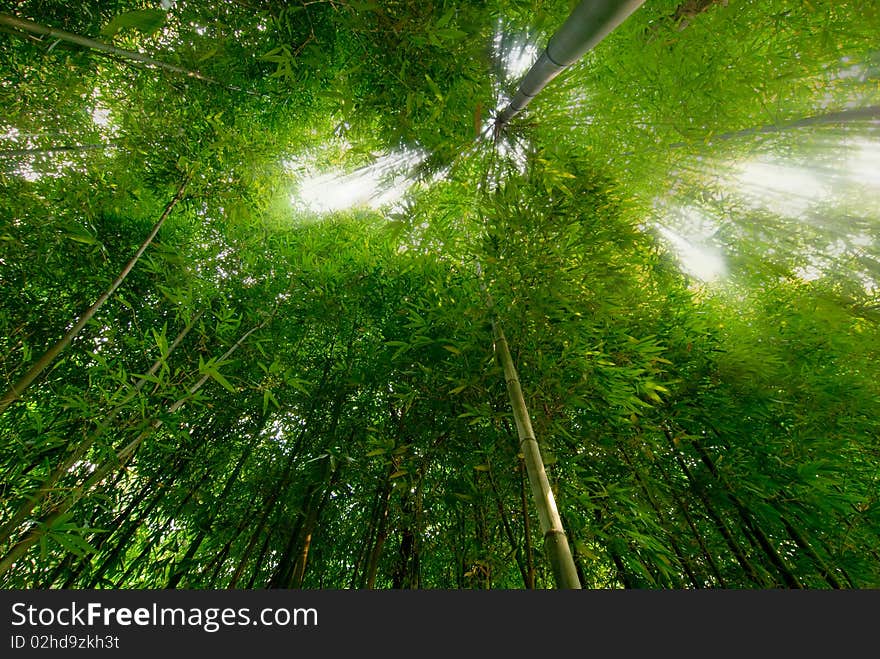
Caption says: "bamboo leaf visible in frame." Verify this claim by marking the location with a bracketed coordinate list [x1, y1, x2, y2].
[101, 9, 167, 38]
[206, 367, 236, 393]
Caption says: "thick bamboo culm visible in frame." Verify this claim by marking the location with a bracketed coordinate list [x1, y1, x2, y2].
[495, 0, 645, 132]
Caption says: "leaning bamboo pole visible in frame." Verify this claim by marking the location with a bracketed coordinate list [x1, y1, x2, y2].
[0, 177, 190, 415]
[492, 319, 581, 589]
[0, 13, 224, 87]
[469, 143, 580, 588]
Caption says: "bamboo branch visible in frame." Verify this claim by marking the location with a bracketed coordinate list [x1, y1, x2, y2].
[0, 143, 114, 158]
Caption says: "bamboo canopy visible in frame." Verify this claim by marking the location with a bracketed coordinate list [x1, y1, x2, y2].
[1, 0, 879, 595]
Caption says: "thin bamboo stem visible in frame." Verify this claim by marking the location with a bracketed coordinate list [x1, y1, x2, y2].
[0, 177, 189, 415]
[0, 14, 242, 91]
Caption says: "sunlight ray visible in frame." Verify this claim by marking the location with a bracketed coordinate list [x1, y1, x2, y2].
[292, 149, 426, 214]
[735, 160, 831, 218]
[653, 207, 726, 282]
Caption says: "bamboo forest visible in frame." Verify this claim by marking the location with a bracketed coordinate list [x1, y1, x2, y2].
[0, 0, 878, 591]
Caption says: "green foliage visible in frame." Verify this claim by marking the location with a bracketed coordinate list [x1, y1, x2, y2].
[0, 0, 878, 590]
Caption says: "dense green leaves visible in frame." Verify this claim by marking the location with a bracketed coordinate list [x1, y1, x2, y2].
[0, 0, 878, 589]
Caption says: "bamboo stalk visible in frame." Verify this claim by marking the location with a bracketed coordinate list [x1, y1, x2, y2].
[271, 509, 309, 588]
[245, 529, 276, 589]
[0, 143, 114, 158]
[204, 505, 259, 587]
[79, 470, 178, 587]
[291, 461, 339, 588]
[485, 460, 530, 588]
[664, 472, 728, 587]
[665, 105, 880, 150]
[663, 427, 766, 586]
[0, 310, 202, 546]
[495, 0, 646, 133]
[0, 13, 236, 90]
[111, 465, 214, 587]
[519, 457, 535, 588]
[492, 320, 581, 589]
[0, 318, 263, 577]
[167, 436, 257, 588]
[364, 466, 393, 589]
[224, 419, 322, 589]
[620, 445, 701, 588]
[0, 177, 189, 415]
[225, 356, 336, 588]
[782, 517, 844, 589]
[352, 482, 384, 588]
[688, 439, 804, 588]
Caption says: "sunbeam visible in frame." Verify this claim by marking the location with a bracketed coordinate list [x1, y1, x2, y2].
[735, 160, 831, 218]
[654, 207, 727, 282]
[291, 149, 426, 214]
